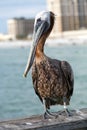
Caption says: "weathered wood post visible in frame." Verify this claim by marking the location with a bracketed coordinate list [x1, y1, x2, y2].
[0, 108, 87, 130]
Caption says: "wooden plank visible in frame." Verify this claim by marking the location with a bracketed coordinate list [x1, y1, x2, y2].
[0, 108, 87, 130]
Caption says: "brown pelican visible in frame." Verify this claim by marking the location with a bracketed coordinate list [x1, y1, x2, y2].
[23, 11, 74, 118]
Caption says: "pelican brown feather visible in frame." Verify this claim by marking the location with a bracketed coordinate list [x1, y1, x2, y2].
[23, 11, 74, 118]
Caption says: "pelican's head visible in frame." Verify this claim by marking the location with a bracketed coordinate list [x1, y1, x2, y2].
[23, 11, 55, 77]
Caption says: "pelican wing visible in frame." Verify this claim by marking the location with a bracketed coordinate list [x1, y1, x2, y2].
[60, 61, 74, 96]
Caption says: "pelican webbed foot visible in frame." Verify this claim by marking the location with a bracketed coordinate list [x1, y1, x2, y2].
[43, 99, 58, 119]
[58, 108, 72, 117]
[44, 110, 58, 119]
[64, 108, 72, 117]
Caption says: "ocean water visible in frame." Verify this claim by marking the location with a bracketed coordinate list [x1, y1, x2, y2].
[0, 42, 87, 120]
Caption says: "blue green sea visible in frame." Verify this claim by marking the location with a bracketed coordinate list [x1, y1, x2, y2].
[0, 42, 87, 120]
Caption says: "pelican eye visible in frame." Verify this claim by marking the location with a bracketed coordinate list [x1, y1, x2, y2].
[37, 18, 41, 23]
[35, 18, 42, 32]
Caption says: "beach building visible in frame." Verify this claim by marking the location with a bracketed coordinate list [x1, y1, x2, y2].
[7, 18, 34, 39]
[47, 0, 87, 37]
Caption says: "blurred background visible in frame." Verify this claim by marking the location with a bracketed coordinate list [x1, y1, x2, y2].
[1, 0, 87, 40]
[0, 0, 87, 120]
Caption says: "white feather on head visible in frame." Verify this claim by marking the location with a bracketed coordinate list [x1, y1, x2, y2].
[34, 11, 50, 27]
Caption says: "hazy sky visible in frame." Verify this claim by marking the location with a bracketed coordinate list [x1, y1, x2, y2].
[0, 0, 46, 33]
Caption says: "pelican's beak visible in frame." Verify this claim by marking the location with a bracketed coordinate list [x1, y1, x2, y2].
[23, 21, 49, 77]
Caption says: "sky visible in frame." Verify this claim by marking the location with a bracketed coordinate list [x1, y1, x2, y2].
[0, 0, 46, 33]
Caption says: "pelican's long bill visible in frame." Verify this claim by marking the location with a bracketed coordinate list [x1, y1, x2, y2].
[23, 21, 49, 77]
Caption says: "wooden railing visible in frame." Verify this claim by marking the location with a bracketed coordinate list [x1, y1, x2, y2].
[0, 108, 87, 130]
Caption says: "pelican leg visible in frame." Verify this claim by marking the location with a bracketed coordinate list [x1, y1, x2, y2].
[43, 99, 58, 119]
[63, 102, 71, 116]
[63, 97, 71, 117]
[57, 97, 71, 117]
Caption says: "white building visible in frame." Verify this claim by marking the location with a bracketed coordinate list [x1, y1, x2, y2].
[7, 18, 34, 39]
[47, 0, 87, 37]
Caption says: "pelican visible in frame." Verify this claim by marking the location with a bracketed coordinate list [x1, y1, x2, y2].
[23, 11, 74, 118]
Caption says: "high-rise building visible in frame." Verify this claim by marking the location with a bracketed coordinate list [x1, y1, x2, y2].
[47, 0, 87, 37]
[7, 18, 34, 39]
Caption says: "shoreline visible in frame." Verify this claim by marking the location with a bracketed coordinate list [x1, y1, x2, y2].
[0, 36, 87, 48]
